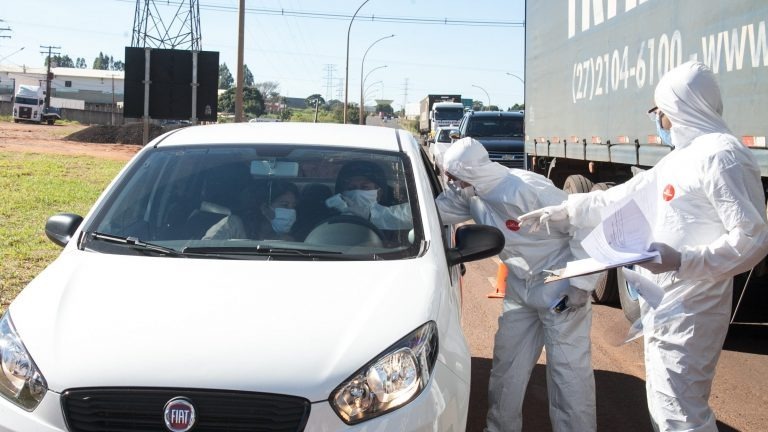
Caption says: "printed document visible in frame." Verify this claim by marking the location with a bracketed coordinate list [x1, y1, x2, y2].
[544, 198, 659, 282]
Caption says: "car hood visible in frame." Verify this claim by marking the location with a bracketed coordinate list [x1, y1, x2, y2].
[471, 136, 525, 152]
[10, 250, 441, 402]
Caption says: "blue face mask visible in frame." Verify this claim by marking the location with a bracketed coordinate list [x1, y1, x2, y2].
[656, 117, 673, 147]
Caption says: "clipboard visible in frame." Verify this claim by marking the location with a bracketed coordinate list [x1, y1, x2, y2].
[543, 254, 658, 283]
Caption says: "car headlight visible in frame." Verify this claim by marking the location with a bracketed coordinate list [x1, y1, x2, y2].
[0, 312, 47, 410]
[330, 321, 438, 424]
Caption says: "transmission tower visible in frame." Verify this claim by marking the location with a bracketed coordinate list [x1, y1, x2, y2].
[323, 64, 337, 102]
[131, 0, 202, 50]
[401, 78, 409, 114]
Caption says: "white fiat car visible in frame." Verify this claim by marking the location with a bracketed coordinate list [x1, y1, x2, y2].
[0, 123, 503, 431]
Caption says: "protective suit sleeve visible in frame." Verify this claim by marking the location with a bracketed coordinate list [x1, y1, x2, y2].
[369, 203, 413, 230]
[565, 170, 654, 229]
[435, 189, 473, 225]
[677, 157, 768, 281]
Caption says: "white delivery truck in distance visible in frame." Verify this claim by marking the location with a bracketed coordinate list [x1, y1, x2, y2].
[13, 85, 62, 125]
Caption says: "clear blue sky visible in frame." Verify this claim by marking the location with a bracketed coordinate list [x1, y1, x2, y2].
[1, 0, 525, 110]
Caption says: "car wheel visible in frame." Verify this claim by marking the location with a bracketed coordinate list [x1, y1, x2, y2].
[617, 266, 642, 323]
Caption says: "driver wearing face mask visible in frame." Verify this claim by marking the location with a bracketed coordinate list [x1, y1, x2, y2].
[326, 161, 413, 230]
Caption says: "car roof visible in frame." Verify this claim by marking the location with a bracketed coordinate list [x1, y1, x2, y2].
[465, 111, 523, 118]
[151, 122, 406, 152]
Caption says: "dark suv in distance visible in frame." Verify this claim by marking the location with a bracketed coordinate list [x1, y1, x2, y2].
[456, 111, 525, 168]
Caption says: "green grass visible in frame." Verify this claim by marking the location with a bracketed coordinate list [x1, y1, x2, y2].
[0, 152, 125, 314]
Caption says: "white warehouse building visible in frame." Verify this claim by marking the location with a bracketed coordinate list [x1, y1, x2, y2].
[0, 65, 125, 112]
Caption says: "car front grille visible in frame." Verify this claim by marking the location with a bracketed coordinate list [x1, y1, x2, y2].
[488, 152, 526, 169]
[61, 388, 311, 432]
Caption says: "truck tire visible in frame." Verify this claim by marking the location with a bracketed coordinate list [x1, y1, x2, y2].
[617, 266, 642, 323]
[587, 182, 619, 304]
[563, 174, 593, 194]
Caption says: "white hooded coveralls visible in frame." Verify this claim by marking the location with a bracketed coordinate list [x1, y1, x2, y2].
[436, 138, 596, 432]
[565, 62, 768, 431]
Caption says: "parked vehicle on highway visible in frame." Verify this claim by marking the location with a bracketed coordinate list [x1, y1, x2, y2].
[0, 122, 504, 431]
[523, 0, 768, 320]
[12, 84, 61, 125]
[456, 110, 526, 168]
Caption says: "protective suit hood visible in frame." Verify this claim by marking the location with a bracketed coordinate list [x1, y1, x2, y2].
[654, 61, 731, 149]
[440, 137, 509, 195]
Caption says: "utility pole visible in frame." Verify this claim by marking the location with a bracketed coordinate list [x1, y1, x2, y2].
[323, 64, 336, 102]
[0, 20, 10, 39]
[235, 0, 245, 122]
[401, 78, 408, 116]
[40, 45, 61, 108]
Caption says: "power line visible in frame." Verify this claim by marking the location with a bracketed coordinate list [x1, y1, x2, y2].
[115, 0, 524, 28]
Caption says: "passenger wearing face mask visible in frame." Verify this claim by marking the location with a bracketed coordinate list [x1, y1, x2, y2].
[436, 137, 596, 432]
[326, 160, 413, 230]
[203, 180, 299, 241]
[253, 180, 299, 240]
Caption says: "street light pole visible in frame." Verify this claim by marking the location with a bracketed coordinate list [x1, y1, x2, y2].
[505, 72, 525, 84]
[343, 0, 371, 124]
[359, 34, 394, 125]
[472, 84, 491, 111]
[0, 46, 25, 64]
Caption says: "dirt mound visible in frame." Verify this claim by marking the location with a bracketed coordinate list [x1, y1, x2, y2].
[64, 123, 168, 145]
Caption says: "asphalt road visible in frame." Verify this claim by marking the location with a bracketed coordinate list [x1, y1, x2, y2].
[461, 257, 768, 432]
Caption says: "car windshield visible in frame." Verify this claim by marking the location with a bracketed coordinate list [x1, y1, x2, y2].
[434, 107, 464, 121]
[15, 97, 40, 105]
[467, 116, 524, 137]
[83, 145, 422, 260]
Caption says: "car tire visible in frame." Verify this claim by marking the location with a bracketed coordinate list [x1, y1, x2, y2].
[617, 266, 642, 323]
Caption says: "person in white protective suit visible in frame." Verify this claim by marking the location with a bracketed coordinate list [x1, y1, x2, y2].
[435, 137, 596, 432]
[519, 61, 768, 432]
[325, 160, 413, 230]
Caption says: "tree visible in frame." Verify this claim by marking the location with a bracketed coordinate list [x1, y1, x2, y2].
[76, 57, 87, 68]
[112, 60, 125, 71]
[219, 63, 234, 89]
[305, 94, 325, 108]
[218, 86, 265, 117]
[255, 81, 280, 97]
[472, 100, 484, 111]
[46, 54, 75, 68]
[242, 64, 254, 87]
[508, 103, 525, 111]
[375, 103, 394, 115]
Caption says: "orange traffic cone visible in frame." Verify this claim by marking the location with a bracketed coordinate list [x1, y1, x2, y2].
[487, 263, 507, 298]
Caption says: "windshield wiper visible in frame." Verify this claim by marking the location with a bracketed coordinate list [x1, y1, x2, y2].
[88, 232, 186, 257]
[182, 245, 343, 258]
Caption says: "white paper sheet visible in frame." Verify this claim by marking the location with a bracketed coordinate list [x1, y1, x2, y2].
[544, 198, 659, 282]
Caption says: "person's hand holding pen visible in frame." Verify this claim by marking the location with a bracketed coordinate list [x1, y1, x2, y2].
[518, 202, 569, 234]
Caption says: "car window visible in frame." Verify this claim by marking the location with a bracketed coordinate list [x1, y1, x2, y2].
[467, 116, 524, 137]
[84, 145, 423, 260]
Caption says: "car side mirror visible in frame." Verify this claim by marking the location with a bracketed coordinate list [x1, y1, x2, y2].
[45, 213, 83, 247]
[446, 224, 504, 266]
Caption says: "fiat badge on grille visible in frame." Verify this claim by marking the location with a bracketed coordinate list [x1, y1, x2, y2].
[163, 397, 196, 432]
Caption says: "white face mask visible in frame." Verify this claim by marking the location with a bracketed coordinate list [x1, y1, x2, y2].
[342, 189, 378, 208]
[341, 189, 379, 219]
[270, 207, 296, 233]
